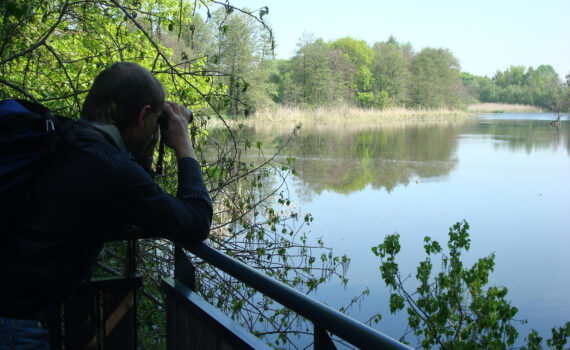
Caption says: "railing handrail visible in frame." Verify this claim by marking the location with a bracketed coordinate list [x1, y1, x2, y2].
[183, 242, 412, 349]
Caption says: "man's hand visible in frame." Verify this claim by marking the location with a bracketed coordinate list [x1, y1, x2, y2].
[162, 101, 196, 160]
[138, 124, 159, 170]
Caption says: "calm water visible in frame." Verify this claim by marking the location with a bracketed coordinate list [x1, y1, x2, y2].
[244, 113, 570, 345]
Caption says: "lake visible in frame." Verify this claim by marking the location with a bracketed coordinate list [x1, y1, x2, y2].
[232, 113, 570, 346]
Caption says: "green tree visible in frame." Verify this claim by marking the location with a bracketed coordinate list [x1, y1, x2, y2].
[476, 64, 570, 110]
[372, 38, 412, 107]
[476, 76, 499, 102]
[458, 72, 481, 104]
[180, 14, 215, 58]
[331, 37, 374, 69]
[274, 60, 303, 105]
[210, 9, 259, 115]
[331, 37, 374, 105]
[531, 65, 568, 112]
[286, 35, 348, 106]
[409, 48, 463, 108]
[372, 220, 570, 349]
[495, 65, 526, 88]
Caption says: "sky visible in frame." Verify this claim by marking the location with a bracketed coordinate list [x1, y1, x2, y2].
[229, 0, 570, 80]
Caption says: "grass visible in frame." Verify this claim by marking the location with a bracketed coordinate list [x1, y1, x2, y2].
[467, 103, 542, 113]
[203, 102, 543, 131]
[206, 105, 473, 130]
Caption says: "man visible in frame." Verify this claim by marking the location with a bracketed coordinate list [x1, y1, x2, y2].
[0, 62, 213, 348]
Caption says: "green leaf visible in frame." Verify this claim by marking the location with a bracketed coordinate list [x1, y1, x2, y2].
[389, 293, 405, 313]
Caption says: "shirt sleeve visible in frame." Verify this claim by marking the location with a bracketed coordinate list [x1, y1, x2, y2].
[110, 156, 213, 245]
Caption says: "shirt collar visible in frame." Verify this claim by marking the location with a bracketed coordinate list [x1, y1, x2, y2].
[78, 118, 129, 153]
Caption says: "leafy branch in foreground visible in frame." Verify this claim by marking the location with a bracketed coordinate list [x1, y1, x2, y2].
[372, 220, 569, 349]
[154, 123, 351, 348]
[1, 1, 348, 348]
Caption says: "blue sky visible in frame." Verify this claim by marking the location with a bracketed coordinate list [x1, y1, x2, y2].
[230, 0, 570, 79]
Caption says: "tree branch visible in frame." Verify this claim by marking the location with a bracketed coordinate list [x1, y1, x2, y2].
[0, 78, 40, 103]
[43, 43, 81, 109]
[0, 0, 70, 66]
[109, 0, 239, 155]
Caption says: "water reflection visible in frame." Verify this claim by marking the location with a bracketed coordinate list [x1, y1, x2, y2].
[204, 115, 570, 344]
[207, 116, 569, 196]
[283, 124, 462, 194]
[474, 119, 570, 155]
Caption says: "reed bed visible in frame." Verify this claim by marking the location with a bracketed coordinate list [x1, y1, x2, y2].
[206, 105, 473, 130]
[205, 102, 543, 131]
[467, 103, 542, 113]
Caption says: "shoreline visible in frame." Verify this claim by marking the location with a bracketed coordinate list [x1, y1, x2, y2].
[467, 102, 543, 113]
[203, 103, 542, 130]
[206, 105, 472, 130]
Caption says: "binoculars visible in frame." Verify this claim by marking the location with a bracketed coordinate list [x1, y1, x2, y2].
[155, 108, 192, 175]
[158, 108, 193, 138]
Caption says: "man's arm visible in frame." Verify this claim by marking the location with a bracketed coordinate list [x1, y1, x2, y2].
[111, 102, 212, 244]
[110, 154, 212, 244]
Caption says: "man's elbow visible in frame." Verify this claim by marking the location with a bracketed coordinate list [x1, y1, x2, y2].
[175, 218, 209, 245]
[191, 203, 212, 243]
[177, 200, 212, 244]
[196, 215, 211, 242]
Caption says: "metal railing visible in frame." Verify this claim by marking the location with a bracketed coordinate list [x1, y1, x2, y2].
[56, 239, 411, 349]
[168, 242, 412, 349]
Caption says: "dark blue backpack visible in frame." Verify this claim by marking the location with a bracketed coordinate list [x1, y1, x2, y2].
[0, 99, 77, 229]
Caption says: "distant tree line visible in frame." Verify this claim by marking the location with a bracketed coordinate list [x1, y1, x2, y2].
[184, 11, 570, 114]
[272, 34, 465, 110]
[461, 65, 570, 112]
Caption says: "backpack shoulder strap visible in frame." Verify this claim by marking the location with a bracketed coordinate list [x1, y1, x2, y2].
[74, 120, 119, 149]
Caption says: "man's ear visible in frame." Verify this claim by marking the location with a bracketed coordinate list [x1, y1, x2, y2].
[136, 105, 153, 128]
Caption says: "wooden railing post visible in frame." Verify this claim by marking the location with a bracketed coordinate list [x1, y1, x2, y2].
[126, 239, 137, 349]
[166, 245, 197, 350]
[174, 244, 196, 290]
[314, 324, 336, 350]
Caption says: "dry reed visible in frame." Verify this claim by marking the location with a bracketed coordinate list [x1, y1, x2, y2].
[205, 102, 543, 131]
[467, 103, 542, 113]
[206, 105, 473, 130]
